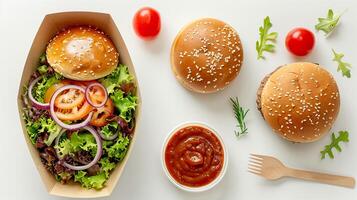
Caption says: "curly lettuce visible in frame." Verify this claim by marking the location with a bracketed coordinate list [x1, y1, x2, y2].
[55, 132, 97, 158]
[111, 89, 137, 122]
[99, 64, 137, 122]
[74, 171, 107, 190]
[105, 134, 130, 162]
[32, 74, 62, 103]
[100, 122, 118, 138]
[24, 116, 61, 145]
[25, 117, 42, 144]
[100, 64, 134, 94]
[39, 117, 62, 146]
[74, 158, 116, 190]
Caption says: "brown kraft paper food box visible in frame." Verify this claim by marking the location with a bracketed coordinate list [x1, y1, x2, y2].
[16, 11, 142, 198]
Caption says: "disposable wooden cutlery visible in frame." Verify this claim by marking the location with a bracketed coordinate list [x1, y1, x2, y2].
[248, 154, 355, 188]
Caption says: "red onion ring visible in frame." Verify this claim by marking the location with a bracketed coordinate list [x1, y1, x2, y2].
[55, 126, 103, 171]
[28, 76, 50, 110]
[97, 127, 118, 140]
[50, 85, 93, 130]
[85, 82, 108, 108]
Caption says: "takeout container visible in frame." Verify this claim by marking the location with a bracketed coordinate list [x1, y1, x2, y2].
[161, 122, 228, 192]
[16, 12, 141, 198]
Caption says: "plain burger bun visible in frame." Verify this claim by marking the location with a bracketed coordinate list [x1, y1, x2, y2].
[171, 18, 243, 93]
[46, 26, 119, 80]
[257, 62, 340, 143]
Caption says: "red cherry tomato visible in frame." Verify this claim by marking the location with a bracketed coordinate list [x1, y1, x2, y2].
[285, 28, 315, 56]
[133, 7, 161, 40]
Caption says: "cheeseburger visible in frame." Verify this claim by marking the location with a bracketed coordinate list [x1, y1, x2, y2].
[171, 18, 243, 93]
[257, 62, 340, 143]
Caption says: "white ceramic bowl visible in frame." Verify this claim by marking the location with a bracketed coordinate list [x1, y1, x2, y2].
[161, 122, 228, 192]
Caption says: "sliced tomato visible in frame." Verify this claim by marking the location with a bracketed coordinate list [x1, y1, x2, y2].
[55, 101, 93, 121]
[88, 85, 107, 106]
[54, 88, 85, 109]
[90, 98, 114, 127]
[45, 79, 111, 124]
[45, 80, 96, 103]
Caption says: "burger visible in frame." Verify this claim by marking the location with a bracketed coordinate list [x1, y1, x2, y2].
[46, 26, 119, 80]
[170, 18, 243, 93]
[257, 62, 340, 143]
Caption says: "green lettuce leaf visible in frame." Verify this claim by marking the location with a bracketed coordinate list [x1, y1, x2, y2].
[24, 116, 61, 145]
[55, 132, 97, 158]
[99, 157, 116, 178]
[111, 89, 137, 122]
[100, 122, 118, 138]
[106, 134, 130, 162]
[37, 117, 62, 146]
[25, 117, 42, 144]
[32, 75, 60, 103]
[74, 171, 107, 190]
[74, 158, 117, 189]
[37, 65, 48, 75]
[100, 64, 134, 94]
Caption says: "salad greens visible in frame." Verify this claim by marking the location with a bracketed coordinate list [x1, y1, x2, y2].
[106, 134, 130, 161]
[256, 16, 278, 60]
[110, 90, 137, 122]
[55, 131, 98, 158]
[315, 9, 342, 36]
[74, 171, 107, 190]
[32, 75, 61, 103]
[100, 64, 134, 95]
[24, 115, 61, 145]
[22, 54, 137, 189]
[332, 49, 352, 78]
[100, 122, 119, 138]
[321, 131, 349, 159]
[100, 65, 137, 122]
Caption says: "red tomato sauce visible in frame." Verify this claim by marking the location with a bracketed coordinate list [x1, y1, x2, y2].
[164, 125, 224, 187]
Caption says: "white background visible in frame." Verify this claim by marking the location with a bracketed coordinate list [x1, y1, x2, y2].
[0, 0, 356, 199]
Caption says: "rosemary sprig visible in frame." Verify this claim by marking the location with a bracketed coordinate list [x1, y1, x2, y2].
[230, 97, 249, 138]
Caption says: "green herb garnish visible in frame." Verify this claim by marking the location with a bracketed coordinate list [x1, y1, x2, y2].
[321, 131, 349, 159]
[256, 16, 278, 60]
[230, 97, 249, 138]
[315, 9, 342, 36]
[332, 49, 351, 78]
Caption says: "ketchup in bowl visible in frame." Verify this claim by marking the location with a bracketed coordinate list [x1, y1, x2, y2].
[163, 124, 226, 189]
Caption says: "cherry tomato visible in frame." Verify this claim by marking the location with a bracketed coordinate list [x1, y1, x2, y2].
[285, 28, 315, 56]
[133, 7, 161, 40]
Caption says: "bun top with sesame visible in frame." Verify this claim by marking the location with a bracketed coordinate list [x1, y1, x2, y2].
[170, 18, 243, 93]
[46, 26, 119, 80]
[257, 62, 340, 143]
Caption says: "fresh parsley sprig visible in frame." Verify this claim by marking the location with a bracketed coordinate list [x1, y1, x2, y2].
[230, 97, 249, 138]
[315, 9, 343, 36]
[332, 49, 352, 78]
[321, 131, 349, 159]
[256, 16, 278, 60]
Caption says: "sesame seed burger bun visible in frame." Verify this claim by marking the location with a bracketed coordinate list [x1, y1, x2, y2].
[257, 62, 340, 143]
[171, 18, 243, 93]
[46, 26, 119, 81]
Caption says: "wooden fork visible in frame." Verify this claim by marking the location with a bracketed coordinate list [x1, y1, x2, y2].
[248, 154, 355, 188]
